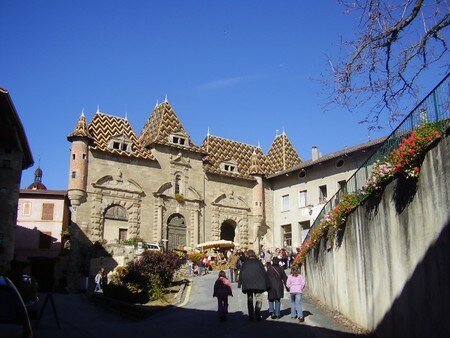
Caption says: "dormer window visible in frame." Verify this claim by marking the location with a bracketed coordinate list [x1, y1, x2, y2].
[109, 135, 132, 153]
[171, 135, 187, 146]
[221, 160, 239, 173]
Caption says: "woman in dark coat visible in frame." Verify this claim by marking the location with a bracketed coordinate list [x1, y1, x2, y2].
[266, 257, 287, 319]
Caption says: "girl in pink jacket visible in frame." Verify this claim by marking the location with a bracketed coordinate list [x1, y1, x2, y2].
[213, 270, 233, 321]
[286, 267, 306, 322]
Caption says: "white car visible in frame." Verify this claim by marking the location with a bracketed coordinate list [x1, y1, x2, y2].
[145, 243, 162, 251]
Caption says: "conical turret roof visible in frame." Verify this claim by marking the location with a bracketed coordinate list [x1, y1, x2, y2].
[67, 113, 93, 141]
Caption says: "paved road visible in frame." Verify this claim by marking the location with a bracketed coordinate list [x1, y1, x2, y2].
[34, 272, 364, 338]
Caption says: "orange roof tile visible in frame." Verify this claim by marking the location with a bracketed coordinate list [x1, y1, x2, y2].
[266, 133, 301, 174]
[201, 135, 270, 180]
[139, 101, 202, 153]
[87, 113, 155, 160]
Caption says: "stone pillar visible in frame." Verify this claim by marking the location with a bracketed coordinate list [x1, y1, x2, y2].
[193, 208, 199, 246]
[156, 201, 163, 242]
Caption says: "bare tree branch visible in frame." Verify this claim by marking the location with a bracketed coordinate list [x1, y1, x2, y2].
[322, 0, 449, 128]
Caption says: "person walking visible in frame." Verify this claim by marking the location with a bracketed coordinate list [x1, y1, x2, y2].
[266, 257, 287, 319]
[238, 249, 269, 322]
[227, 249, 240, 283]
[286, 266, 306, 322]
[94, 268, 104, 293]
[213, 270, 233, 321]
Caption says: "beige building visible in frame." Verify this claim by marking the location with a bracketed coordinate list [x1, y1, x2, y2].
[268, 139, 384, 249]
[0, 88, 33, 270]
[66, 99, 385, 282]
[67, 101, 301, 281]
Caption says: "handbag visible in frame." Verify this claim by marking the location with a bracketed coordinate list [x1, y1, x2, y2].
[271, 266, 289, 291]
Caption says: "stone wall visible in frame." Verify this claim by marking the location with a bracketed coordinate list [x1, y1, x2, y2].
[302, 135, 450, 338]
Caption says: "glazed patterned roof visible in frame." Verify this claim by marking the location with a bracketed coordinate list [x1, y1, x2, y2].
[201, 135, 271, 180]
[266, 133, 302, 174]
[139, 101, 202, 153]
[67, 113, 93, 141]
[87, 113, 155, 160]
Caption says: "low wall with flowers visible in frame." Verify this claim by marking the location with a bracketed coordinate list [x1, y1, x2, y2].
[301, 134, 450, 337]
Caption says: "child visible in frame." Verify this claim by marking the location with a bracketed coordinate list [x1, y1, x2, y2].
[286, 267, 306, 322]
[213, 270, 233, 321]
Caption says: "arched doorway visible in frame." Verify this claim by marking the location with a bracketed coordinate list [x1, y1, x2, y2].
[167, 213, 186, 250]
[103, 205, 128, 243]
[220, 220, 237, 242]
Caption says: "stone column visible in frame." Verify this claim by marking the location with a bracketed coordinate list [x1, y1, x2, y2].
[156, 200, 163, 242]
[193, 208, 199, 246]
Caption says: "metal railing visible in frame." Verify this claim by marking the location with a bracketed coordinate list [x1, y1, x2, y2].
[306, 73, 450, 240]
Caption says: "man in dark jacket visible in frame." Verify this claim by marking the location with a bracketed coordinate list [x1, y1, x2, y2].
[238, 249, 268, 321]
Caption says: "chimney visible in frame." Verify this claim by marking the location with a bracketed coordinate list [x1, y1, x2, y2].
[312, 146, 319, 161]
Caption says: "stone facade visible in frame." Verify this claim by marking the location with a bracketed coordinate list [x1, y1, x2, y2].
[0, 88, 33, 270]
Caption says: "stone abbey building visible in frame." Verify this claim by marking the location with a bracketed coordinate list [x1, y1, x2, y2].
[67, 100, 301, 266]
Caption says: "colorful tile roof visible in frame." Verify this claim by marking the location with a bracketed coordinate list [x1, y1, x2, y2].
[87, 113, 155, 160]
[139, 101, 202, 153]
[266, 133, 302, 174]
[67, 113, 93, 141]
[201, 135, 270, 180]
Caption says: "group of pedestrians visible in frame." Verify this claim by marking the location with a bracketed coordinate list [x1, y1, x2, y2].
[213, 249, 306, 323]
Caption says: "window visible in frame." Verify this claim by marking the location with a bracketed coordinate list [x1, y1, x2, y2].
[119, 229, 128, 243]
[336, 159, 345, 168]
[221, 161, 238, 173]
[171, 135, 187, 146]
[39, 231, 52, 249]
[110, 138, 131, 152]
[282, 224, 292, 247]
[338, 180, 347, 194]
[299, 190, 307, 208]
[174, 175, 181, 195]
[42, 203, 54, 220]
[319, 185, 327, 203]
[72, 154, 76, 160]
[71, 171, 76, 179]
[299, 169, 306, 178]
[300, 220, 310, 230]
[23, 202, 32, 216]
[82, 153, 87, 160]
[281, 194, 290, 212]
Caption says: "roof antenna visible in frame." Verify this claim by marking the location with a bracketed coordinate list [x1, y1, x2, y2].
[164, 94, 168, 103]
[96, 105, 100, 113]
[125, 112, 128, 121]
[207, 127, 211, 136]
[81, 108, 85, 117]
[282, 127, 286, 136]
[155, 100, 159, 108]
[257, 140, 261, 149]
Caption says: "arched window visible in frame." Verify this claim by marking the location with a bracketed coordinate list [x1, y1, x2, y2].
[174, 175, 181, 195]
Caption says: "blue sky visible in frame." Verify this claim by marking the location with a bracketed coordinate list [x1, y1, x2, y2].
[1, 1, 446, 190]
